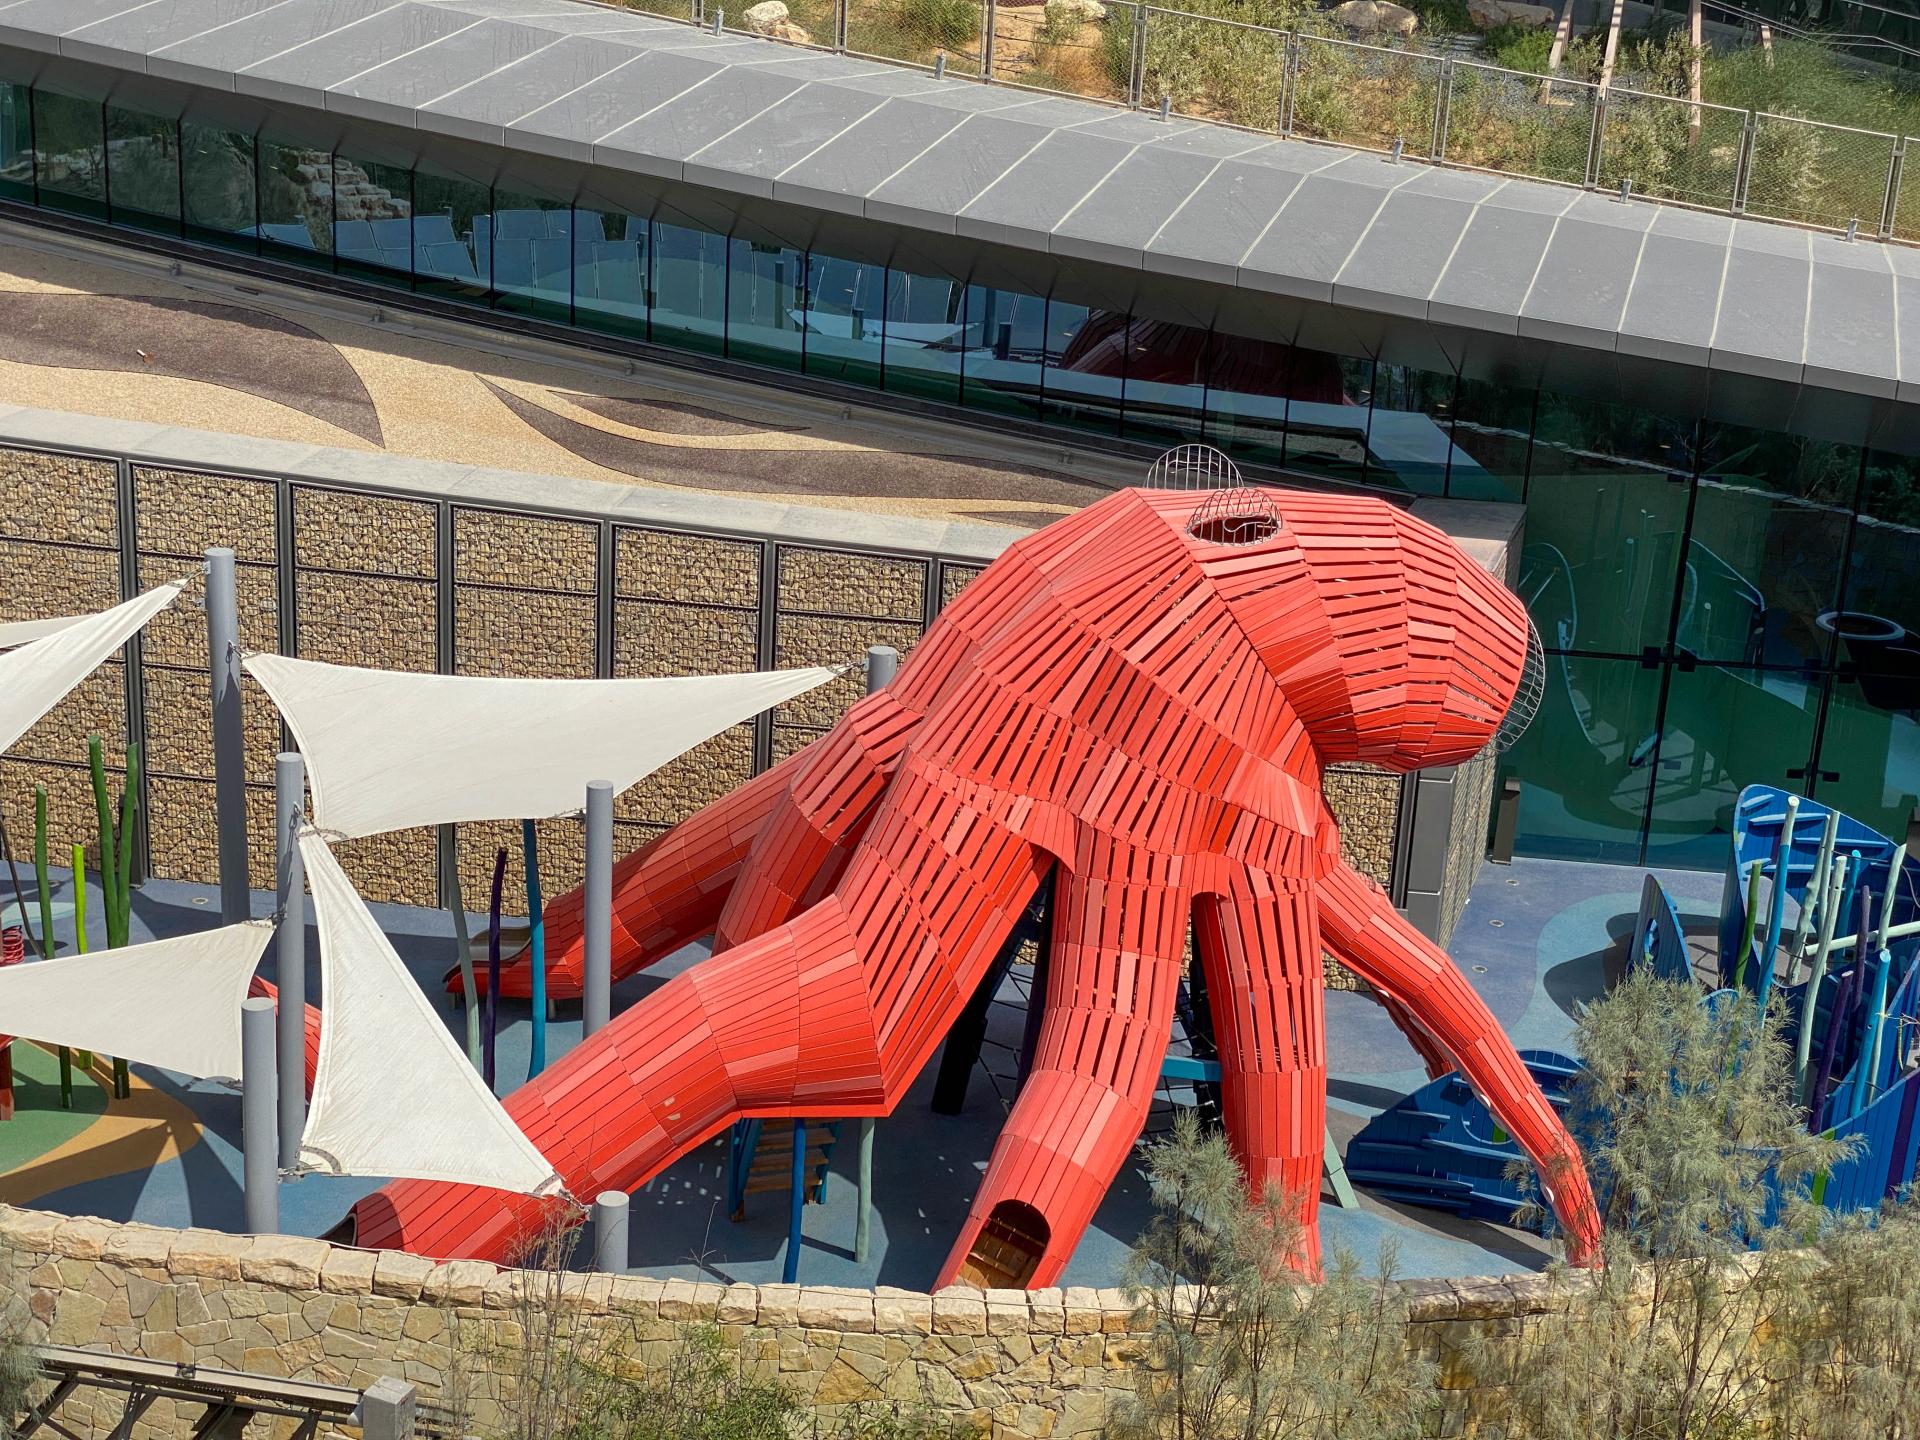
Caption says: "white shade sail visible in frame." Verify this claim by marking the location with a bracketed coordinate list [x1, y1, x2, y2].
[0, 613, 85, 648]
[0, 922, 274, 1081]
[298, 831, 561, 1195]
[245, 655, 841, 840]
[0, 582, 185, 755]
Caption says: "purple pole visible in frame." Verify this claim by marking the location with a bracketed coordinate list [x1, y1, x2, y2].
[1811, 929, 1870, 1129]
[484, 847, 507, 1091]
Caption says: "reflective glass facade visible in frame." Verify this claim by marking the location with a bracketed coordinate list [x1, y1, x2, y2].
[3, 75, 1918, 870]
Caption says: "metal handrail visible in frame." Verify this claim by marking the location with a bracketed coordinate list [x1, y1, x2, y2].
[598, 0, 1920, 246]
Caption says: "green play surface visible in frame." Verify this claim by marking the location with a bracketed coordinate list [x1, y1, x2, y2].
[0, 1043, 107, 1170]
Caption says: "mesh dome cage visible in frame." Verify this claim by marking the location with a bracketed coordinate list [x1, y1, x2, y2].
[1145, 443, 1243, 491]
[1185, 487, 1282, 547]
[1493, 618, 1545, 754]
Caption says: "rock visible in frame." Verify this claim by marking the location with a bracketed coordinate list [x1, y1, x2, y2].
[1466, 0, 1554, 26]
[1333, 0, 1418, 34]
[742, 0, 789, 31]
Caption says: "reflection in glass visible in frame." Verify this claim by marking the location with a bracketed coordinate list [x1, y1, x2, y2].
[574, 205, 647, 338]
[33, 90, 107, 220]
[1204, 331, 1293, 470]
[490, 188, 572, 320]
[651, 216, 726, 355]
[257, 134, 334, 268]
[1281, 351, 1373, 484]
[412, 166, 488, 300]
[881, 265, 966, 404]
[805, 251, 885, 388]
[1366, 363, 1455, 495]
[182, 121, 255, 250]
[1523, 392, 1693, 657]
[1497, 652, 1662, 864]
[1040, 300, 1125, 436]
[1687, 423, 1857, 669]
[332, 153, 413, 287]
[1643, 663, 1819, 870]
[1816, 673, 1920, 847]
[1450, 376, 1534, 501]
[960, 283, 1045, 419]
[105, 104, 180, 235]
[727, 237, 805, 370]
[0, 81, 28, 202]
[1121, 317, 1209, 448]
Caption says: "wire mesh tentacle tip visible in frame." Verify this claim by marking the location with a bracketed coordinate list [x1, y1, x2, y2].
[1144, 443, 1243, 491]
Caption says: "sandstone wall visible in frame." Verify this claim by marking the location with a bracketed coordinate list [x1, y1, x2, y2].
[0, 1205, 1544, 1440]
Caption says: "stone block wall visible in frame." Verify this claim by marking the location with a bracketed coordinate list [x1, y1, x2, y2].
[0, 1205, 1554, 1440]
[0, 428, 1484, 925]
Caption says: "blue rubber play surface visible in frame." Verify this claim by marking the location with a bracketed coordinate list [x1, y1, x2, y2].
[3, 856, 1724, 1286]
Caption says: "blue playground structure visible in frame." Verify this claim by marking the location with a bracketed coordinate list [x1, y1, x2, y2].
[1350, 784, 1920, 1230]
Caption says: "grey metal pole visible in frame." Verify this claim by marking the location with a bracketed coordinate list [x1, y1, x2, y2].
[584, 779, 614, 1039]
[866, 644, 899, 692]
[275, 751, 306, 1169]
[206, 548, 250, 924]
[591, 1190, 629, 1272]
[241, 995, 278, 1234]
[850, 649, 893, 1265]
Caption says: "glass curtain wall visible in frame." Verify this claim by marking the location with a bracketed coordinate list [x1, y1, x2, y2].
[9, 74, 1920, 869]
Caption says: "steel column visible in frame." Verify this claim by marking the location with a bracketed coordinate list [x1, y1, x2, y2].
[274, 751, 306, 1169]
[206, 548, 250, 923]
[241, 995, 278, 1234]
[583, 779, 614, 1038]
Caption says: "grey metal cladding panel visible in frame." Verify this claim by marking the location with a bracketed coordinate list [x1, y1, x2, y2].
[1804, 246, 1896, 394]
[1519, 206, 1653, 348]
[60, 0, 287, 69]
[1427, 200, 1565, 335]
[594, 65, 805, 174]
[1050, 143, 1214, 264]
[1143, 157, 1306, 284]
[1617, 211, 1729, 366]
[331, 17, 558, 119]
[0, 0, 159, 53]
[511, 49, 719, 155]
[1238, 166, 1405, 300]
[1333, 189, 1477, 320]
[956, 130, 1136, 244]
[1140, 123, 1273, 161]
[237, 4, 475, 108]
[155, 0, 402, 76]
[1892, 258, 1920, 398]
[864, 115, 1048, 234]
[1711, 236, 1810, 381]
[419, 32, 634, 129]
[685, 82, 886, 183]
[774, 96, 964, 204]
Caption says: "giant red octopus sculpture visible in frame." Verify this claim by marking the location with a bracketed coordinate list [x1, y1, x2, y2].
[346, 485, 1601, 1283]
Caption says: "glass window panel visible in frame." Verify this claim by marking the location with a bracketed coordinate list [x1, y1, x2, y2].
[726, 237, 805, 371]
[489, 187, 571, 320]
[411, 165, 488, 301]
[960, 283, 1045, 420]
[181, 120, 255, 251]
[1040, 300, 1124, 436]
[1644, 663, 1820, 870]
[1364, 363, 1455, 496]
[1685, 423, 1858, 670]
[1281, 351, 1373, 484]
[573, 204, 647, 338]
[0, 80, 31, 203]
[1498, 652, 1662, 864]
[1839, 450, 1920, 673]
[1121, 316, 1209, 449]
[650, 215, 726, 355]
[104, 103, 179, 235]
[1523, 391, 1694, 656]
[804, 251, 884, 389]
[257, 134, 333, 268]
[881, 265, 965, 404]
[32, 89, 107, 220]
[1450, 375, 1534, 501]
[1204, 331, 1292, 471]
[1817, 673, 1920, 848]
[332, 153, 413, 288]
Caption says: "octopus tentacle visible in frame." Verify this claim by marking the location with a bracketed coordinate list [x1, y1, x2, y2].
[937, 867, 1189, 1290]
[1315, 858, 1603, 1265]
[1192, 869, 1328, 1272]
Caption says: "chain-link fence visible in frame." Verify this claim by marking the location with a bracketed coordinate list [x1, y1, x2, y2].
[843, 0, 985, 73]
[1893, 141, 1920, 243]
[1440, 61, 1599, 188]
[987, 0, 1128, 102]
[1745, 112, 1898, 234]
[1287, 33, 1444, 159]
[1597, 88, 1745, 210]
[1139, 6, 1286, 132]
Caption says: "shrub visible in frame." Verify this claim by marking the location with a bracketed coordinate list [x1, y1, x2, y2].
[1, 1246, 39, 1440]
